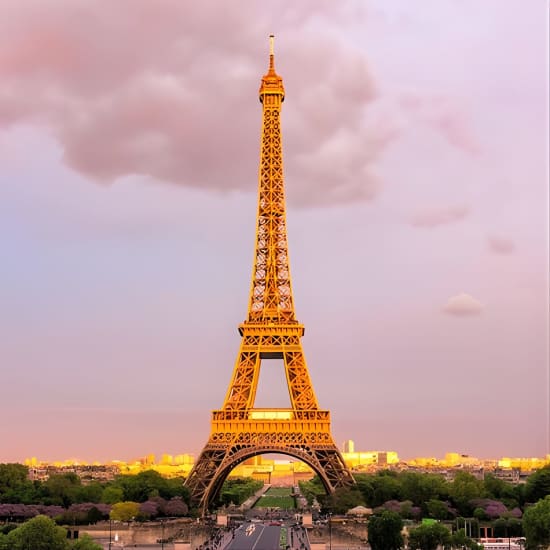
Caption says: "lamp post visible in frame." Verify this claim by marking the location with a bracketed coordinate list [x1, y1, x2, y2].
[328, 512, 332, 550]
[161, 519, 165, 550]
[108, 518, 112, 550]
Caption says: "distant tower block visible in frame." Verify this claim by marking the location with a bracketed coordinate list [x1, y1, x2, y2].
[184, 37, 354, 516]
[343, 440, 355, 453]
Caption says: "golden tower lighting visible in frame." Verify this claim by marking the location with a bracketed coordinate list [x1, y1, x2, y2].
[184, 36, 354, 515]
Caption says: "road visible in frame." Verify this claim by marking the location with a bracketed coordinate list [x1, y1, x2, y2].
[225, 523, 282, 550]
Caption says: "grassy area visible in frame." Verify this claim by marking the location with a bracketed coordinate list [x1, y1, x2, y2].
[279, 527, 288, 548]
[253, 486, 296, 509]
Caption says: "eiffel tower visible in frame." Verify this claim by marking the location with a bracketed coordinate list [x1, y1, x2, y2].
[185, 36, 354, 515]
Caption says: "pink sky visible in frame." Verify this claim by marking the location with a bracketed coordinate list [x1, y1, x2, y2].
[0, 0, 548, 463]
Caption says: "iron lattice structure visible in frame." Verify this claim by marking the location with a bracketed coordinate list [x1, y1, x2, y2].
[185, 37, 354, 515]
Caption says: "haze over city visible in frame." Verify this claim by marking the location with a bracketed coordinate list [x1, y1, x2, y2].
[0, 1, 548, 464]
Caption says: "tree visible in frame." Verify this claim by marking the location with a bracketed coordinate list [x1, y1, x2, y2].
[449, 472, 485, 517]
[370, 472, 403, 507]
[41, 473, 81, 507]
[0, 464, 29, 491]
[0, 464, 36, 504]
[492, 516, 522, 538]
[525, 465, 550, 504]
[425, 498, 453, 520]
[367, 510, 404, 550]
[408, 522, 451, 550]
[401, 472, 448, 506]
[298, 475, 325, 505]
[450, 528, 483, 550]
[74, 482, 104, 504]
[101, 485, 124, 505]
[110, 501, 140, 523]
[322, 487, 365, 514]
[116, 470, 173, 502]
[71, 533, 103, 550]
[523, 494, 550, 549]
[217, 478, 263, 507]
[164, 496, 189, 517]
[5, 515, 69, 550]
[483, 473, 517, 504]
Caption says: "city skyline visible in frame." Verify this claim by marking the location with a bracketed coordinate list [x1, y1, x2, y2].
[1, 1, 548, 463]
[15, 448, 550, 468]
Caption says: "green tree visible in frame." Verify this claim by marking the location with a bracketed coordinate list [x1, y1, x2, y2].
[425, 498, 451, 520]
[401, 472, 448, 506]
[86, 506, 105, 524]
[408, 522, 451, 550]
[523, 494, 550, 549]
[525, 465, 550, 504]
[41, 473, 81, 507]
[0, 464, 36, 504]
[449, 472, 485, 516]
[0, 464, 28, 490]
[370, 471, 403, 507]
[322, 487, 365, 514]
[354, 474, 375, 505]
[102, 485, 124, 504]
[299, 475, 325, 505]
[74, 481, 104, 504]
[367, 510, 404, 550]
[110, 501, 140, 523]
[493, 516, 522, 538]
[71, 533, 103, 549]
[217, 478, 262, 507]
[473, 506, 487, 520]
[165, 477, 190, 502]
[483, 473, 517, 503]
[5, 515, 69, 550]
[116, 470, 173, 502]
[450, 528, 483, 550]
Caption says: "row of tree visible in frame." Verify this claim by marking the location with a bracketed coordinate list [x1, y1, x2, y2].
[367, 511, 483, 550]
[300, 466, 550, 517]
[299, 466, 550, 549]
[366, 498, 550, 550]
[0, 464, 189, 508]
[0, 463, 265, 523]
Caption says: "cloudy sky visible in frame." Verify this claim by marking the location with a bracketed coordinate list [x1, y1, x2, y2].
[0, 0, 548, 464]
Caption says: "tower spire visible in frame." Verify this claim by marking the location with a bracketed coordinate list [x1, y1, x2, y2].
[252, 34, 290, 323]
[259, 34, 284, 102]
[269, 34, 275, 70]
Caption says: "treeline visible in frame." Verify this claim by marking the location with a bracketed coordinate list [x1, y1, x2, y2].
[0, 464, 191, 523]
[0, 463, 263, 522]
[0, 464, 188, 507]
[300, 466, 550, 518]
[301, 466, 550, 548]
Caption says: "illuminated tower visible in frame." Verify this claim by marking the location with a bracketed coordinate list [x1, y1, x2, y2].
[185, 36, 354, 515]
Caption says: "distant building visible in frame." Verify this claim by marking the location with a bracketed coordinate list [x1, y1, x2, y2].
[342, 450, 399, 469]
[342, 440, 355, 453]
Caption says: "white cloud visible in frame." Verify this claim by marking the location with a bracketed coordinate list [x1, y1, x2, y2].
[443, 293, 484, 316]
